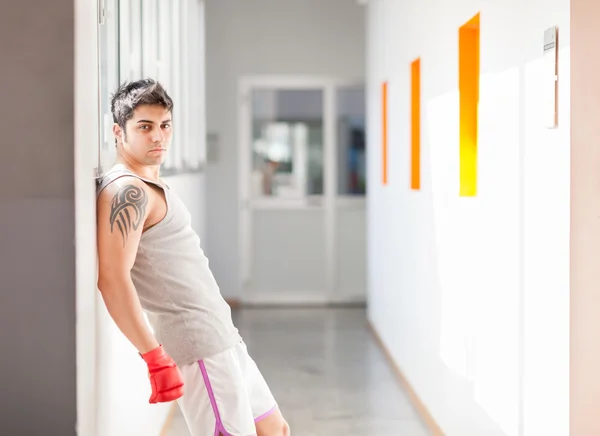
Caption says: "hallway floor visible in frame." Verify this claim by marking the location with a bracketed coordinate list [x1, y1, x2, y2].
[165, 307, 429, 436]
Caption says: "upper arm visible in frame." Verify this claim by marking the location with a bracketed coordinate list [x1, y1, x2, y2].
[97, 177, 151, 287]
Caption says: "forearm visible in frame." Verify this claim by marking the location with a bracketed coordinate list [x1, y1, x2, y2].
[98, 275, 159, 354]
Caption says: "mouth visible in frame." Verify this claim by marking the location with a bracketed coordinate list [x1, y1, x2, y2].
[149, 148, 166, 153]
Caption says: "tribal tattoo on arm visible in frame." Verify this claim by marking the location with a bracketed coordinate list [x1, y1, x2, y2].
[109, 185, 149, 247]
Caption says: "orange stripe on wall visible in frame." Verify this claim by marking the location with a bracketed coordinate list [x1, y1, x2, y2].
[411, 59, 421, 190]
[382, 81, 388, 185]
[459, 13, 480, 197]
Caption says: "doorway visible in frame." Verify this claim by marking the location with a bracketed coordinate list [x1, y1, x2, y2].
[238, 76, 367, 305]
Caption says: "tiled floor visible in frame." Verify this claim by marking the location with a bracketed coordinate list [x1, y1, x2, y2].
[165, 307, 429, 436]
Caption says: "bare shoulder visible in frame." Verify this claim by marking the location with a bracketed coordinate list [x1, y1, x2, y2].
[97, 176, 149, 208]
[97, 176, 152, 248]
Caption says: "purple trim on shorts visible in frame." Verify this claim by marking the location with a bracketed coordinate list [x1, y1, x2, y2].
[198, 361, 226, 436]
[254, 404, 277, 423]
[198, 360, 257, 436]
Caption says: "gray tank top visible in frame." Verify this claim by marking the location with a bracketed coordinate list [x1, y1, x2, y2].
[97, 165, 241, 365]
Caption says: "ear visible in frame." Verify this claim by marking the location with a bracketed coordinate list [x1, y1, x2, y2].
[113, 123, 124, 143]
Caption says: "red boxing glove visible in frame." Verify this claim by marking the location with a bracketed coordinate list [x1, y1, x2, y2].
[141, 345, 184, 404]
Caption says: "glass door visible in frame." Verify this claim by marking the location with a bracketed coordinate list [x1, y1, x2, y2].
[239, 77, 367, 305]
[240, 84, 330, 303]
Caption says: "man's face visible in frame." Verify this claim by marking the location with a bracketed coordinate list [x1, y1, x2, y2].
[114, 104, 173, 166]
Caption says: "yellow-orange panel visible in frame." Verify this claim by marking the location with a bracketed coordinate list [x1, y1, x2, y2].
[459, 13, 480, 197]
[411, 58, 421, 190]
[382, 81, 388, 185]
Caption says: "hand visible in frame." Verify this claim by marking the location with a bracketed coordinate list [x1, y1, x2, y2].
[140, 345, 184, 403]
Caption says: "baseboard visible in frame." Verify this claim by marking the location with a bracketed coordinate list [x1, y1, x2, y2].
[366, 320, 445, 436]
[241, 301, 367, 309]
[239, 291, 367, 307]
[159, 403, 178, 436]
[225, 298, 242, 309]
[228, 296, 366, 309]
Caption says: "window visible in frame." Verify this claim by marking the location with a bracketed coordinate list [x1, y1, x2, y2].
[250, 89, 325, 198]
[97, 0, 206, 176]
[336, 85, 366, 195]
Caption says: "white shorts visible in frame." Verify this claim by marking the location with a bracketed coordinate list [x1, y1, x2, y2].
[177, 340, 278, 436]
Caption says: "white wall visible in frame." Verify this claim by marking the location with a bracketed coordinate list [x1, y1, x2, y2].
[96, 308, 171, 436]
[75, 0, 100, 433]
[366, 1, 569, 436]
[204, 0, 366, 298]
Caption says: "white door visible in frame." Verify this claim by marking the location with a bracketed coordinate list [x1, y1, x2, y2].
[239, 77, 366, 305]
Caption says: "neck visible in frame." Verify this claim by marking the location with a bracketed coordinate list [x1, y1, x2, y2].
[115, 150, 161, 181]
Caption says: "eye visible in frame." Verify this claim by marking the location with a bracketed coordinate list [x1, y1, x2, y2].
[162, 124, 171, 129]
[139, 125, 150, 130]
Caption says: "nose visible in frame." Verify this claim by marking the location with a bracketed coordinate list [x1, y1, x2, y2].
[152, 127, 164, 144]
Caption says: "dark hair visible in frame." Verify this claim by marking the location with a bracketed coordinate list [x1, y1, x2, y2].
[110, 79, 174, 139]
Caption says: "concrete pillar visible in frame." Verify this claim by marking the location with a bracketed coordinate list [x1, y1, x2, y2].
[0, 1, 77, 434]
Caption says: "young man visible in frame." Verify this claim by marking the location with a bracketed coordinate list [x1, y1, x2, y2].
[96, 79, 290, 436]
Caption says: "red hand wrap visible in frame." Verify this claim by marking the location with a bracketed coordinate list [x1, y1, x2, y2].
[141, 345, 184, 404]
